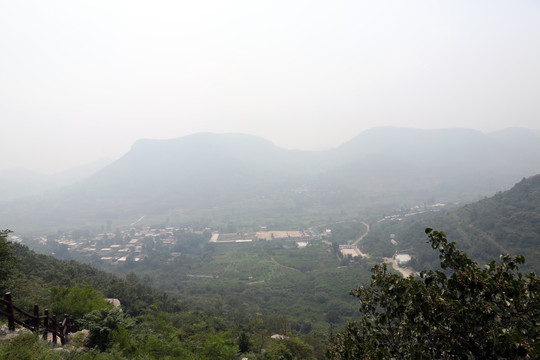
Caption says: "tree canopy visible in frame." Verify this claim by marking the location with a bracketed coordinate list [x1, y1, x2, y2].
[0, 229, 18, 293]
[328, 228, 540, 359]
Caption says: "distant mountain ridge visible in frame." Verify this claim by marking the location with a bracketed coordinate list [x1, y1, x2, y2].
[75, 133, 317, 207]
[0, 158, 113, 201]
[2, 127, 540, 232]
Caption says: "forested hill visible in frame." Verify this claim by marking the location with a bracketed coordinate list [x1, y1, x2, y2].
[3, 240, 326, 359]
[9, 242, 178, 316]
[450, 174, 540, 270]
[389, 174, 540, 273]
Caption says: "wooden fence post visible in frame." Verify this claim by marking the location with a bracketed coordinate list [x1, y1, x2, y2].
[52, 315, 57, 344]
[43, 309, 49, 340]
[33, 304, 40, 334]
[0, 295, 73, 344]
[61, 314, 68, 345]
[69, 315, 74, 333]
[5, 292, 14, 331]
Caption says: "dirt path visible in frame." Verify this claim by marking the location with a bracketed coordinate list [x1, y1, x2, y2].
[270, 257, 300, 272]
[383, 257, 415, 277]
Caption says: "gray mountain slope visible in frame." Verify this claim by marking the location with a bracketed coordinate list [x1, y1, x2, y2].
[2, 128, 539, 231]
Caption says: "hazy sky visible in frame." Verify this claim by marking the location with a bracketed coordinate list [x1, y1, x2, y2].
[1, 1, 539, 173]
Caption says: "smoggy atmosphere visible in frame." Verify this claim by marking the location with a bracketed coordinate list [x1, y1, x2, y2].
[1, 2, 540, 359]
[1, 0, 539, 173]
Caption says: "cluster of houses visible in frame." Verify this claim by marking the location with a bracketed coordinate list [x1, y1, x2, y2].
[20, 225, 331, 264]
[28, 226, 199, 264]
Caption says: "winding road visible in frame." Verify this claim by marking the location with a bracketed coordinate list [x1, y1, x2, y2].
[348, 221, 413, 277]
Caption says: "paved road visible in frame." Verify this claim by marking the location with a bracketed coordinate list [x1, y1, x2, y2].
[352, 222, 370, 246]
[348, 221, 414, 277]
[352, 222, 370, 258]
[129, 215, 145, 226]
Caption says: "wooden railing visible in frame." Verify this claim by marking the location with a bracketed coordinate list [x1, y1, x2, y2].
[0, 292, 75, 345]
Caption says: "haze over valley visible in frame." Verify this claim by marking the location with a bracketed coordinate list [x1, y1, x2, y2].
[1, 1, 539, 358]
[3, 127, 540, 233]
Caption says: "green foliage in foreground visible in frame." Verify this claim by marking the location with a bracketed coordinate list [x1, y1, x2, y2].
[0, 233, 322, 359]
[50, 284, 112, 319]
[328, 229, 540, 359]
[0, 310, 317, 359]
[81, 307, 134, 351]
[0, 332, 128, 360]
[0, 229, 18, 293]
[0, 329, 318, 360]
[0, 332, 64, 360]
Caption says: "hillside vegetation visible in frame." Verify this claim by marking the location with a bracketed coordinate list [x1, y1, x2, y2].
[2, 221, 539, 359]
[0, 232, 327, 359]
[363, 174, 540, 273]
[2, 174, 540, 358]
[329, 229, 540, 359]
